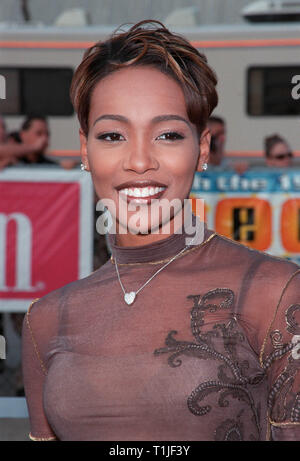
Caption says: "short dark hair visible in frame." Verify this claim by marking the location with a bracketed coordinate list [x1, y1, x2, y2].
[70, 19, 218, 137]
[21, 115, 47, 131]
[208, 116, 225, 126]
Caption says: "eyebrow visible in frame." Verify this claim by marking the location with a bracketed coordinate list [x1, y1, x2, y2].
[92, 114, 192, 129]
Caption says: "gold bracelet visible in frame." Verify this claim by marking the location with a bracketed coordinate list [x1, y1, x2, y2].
[29, 432, 57, 441]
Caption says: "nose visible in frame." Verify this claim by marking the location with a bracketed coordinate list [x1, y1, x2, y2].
[122, 137, 159, 173]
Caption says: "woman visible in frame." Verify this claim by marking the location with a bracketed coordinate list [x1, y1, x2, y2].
[264, 133, 293, 168]
[22, 20, 299, 441]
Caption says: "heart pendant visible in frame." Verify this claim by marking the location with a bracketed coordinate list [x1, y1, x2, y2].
[124, 291, 136, 305]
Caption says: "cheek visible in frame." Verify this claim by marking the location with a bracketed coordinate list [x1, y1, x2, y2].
[31, 134, 39, 143]
[87, 141, 118, 178]
[90, 169, 114, 198]
[164, 146, 198, 182]
[86, 152, 113, 198]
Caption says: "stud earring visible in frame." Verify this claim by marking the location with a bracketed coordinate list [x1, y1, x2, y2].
[202, 162, 208, 171]
[80, 163, 86, 171]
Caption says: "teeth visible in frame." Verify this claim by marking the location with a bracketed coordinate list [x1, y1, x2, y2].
[120, 186, 166, 198]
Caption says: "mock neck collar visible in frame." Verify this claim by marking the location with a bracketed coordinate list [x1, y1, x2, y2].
[108, 213, 211, 264]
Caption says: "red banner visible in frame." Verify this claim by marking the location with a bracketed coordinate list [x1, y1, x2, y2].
[0, 168, 93, 311]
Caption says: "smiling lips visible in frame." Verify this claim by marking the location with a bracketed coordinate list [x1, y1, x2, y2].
[116, 181, 167, 204]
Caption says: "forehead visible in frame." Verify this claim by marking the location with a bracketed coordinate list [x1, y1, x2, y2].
[270, 141, 288, 154]
[88, 66, 188, 124]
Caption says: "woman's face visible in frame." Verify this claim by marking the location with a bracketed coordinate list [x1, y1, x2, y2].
[80, 66, 210, 244]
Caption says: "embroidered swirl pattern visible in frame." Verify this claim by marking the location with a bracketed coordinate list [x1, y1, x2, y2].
[263, 303, 300, 424]
[154, 288, 265, 441]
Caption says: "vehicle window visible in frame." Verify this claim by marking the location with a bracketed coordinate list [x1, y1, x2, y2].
[0, 67, 74, 116]
[247, 66, 300, 116]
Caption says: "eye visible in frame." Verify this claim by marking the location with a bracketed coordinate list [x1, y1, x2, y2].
[156, 132, 185, 141]
[97, 132, 125, 142]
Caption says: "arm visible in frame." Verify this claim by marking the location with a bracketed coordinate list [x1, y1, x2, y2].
[22, 299, 57, 441]
[259, 269, 300, 441]
[0, 137, 48, 159]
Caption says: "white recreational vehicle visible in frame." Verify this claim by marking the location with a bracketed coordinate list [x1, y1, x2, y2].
[0, 1, 299, 162]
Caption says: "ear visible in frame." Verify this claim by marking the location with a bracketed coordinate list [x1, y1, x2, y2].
[79, 128, 90, 171]
[196, 126, 211, 172]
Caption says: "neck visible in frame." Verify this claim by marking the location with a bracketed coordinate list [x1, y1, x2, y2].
[108, 212, 210, 265]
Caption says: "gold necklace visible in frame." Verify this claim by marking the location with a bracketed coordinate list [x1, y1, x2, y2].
[114, 233, 197, 305]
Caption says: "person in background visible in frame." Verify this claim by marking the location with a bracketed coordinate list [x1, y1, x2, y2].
[2, 115, 77, 169]
[264, 134, 293, 168]
[18, 115, 78, 169]
[207, 116, 226, 167]
[207, 115, 249, 174]
[17, 115, 54, 165]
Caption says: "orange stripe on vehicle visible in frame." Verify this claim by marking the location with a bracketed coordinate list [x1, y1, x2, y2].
[192, 38, 300, 48]
[1, 38, 300, 49]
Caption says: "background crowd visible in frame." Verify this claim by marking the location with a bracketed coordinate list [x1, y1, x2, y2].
[208, 115, 294, 170]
